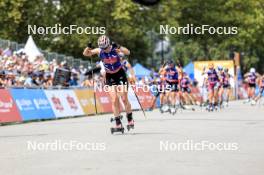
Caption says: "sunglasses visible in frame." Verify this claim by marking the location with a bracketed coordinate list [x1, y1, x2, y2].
[101, 45, 110, 50]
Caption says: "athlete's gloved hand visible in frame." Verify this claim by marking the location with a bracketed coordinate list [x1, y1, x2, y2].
[118, 52, 125, 57]
[112, 42, 120, 49]
[87, 42, 93, 49]
[129, 76, 137, 85]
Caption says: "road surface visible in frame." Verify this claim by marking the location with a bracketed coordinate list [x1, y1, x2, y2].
[0, 101, 263, 175]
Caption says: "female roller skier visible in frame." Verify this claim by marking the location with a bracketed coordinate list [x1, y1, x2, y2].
[204, 63, 220, 111]
[160, 59, 180, 114]
[244, 68, 261, 105]
[83, 35, 134, 133]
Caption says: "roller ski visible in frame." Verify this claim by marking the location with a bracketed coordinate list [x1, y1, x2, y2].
[110, 116, 125, 134]
[126, 113, 134, 131]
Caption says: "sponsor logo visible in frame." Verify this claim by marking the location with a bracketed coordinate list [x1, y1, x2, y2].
[33, 98, 50, 109]
[16, 99, 34, 111]
[66, 95, 78, 110]
[51, 95, 64, 111]
[0, 98, 14, 113]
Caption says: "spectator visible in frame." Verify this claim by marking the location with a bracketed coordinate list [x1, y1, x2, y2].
[69, 73, 79, 86]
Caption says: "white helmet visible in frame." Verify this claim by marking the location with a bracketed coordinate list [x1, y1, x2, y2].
[98, 35, 110, 49]
[250, 68, 256, 73]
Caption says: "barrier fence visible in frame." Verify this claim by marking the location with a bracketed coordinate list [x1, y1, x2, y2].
[0, 86, 254, 124]
[0, 87, 154, 124]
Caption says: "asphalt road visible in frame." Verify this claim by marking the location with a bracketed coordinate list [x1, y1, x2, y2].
[0, 101, 264, 175]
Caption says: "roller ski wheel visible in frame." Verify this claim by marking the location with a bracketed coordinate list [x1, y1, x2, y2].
[110, 116, 124, 134]
[110, 127, 125, 134]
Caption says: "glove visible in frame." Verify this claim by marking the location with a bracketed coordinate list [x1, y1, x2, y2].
[87, 42, 93, 49]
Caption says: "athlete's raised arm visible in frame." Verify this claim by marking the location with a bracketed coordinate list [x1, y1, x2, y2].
[116, 46, 130, 56]
[83, 47, 100, 57]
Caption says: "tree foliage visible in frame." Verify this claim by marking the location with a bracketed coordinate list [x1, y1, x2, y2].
[0, 0, 263, 72]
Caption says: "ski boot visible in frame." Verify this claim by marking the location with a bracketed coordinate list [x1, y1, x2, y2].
[161, 104, 169, 113]
[251, 100, 256, 106]
[169, 105, 177, 115]
[126, 113, 134, 131]
[110, 116, 124, 134]
[206, 103, 213, 112]
[213, 103, 218, 111]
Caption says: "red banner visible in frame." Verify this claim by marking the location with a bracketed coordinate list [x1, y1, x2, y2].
[95, 90, 113, 113]
[133, 87, 153, 109]
[0, 89, 22, 123]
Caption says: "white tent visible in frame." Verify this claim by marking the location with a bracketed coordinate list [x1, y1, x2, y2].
[24, 35, 43, 62]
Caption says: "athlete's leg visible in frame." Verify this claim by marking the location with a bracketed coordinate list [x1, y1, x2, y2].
[218, 87, 224, 105]
[213, 85, 219, 107]
[170, 91, 176, 107]
[108, 85, 120, 117]
[208, 85, 214, 107]
[247, 85, 252, 100]
[119, 85, 132, 114]
[227, 86, 232, 103]
[251, 87, 256, 99]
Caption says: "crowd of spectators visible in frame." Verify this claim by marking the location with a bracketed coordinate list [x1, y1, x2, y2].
[0, 46, 103, 88]
[0, 46, 157, 89]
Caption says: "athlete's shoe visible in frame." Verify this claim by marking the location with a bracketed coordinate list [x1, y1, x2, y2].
[169, 107, 177, 115]
[113, 116, 123, 128]
[127, 120, 134, 126]
[161, 105, 169, 113]
[251, 100, 256, 106]
[126, 113, 134, 131]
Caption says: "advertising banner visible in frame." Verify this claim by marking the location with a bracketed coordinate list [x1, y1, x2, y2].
[45, 90, 84, 118]
[0, 89, 22, 123]
[10, 89, 55, 121]
[133, 86, 153, 109]
[74, 89, 96, 115]
[95, 90, 112, 113]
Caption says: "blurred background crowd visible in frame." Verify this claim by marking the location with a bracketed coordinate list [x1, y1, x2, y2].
[0, 46, 92, 88]
[0, 46, 154, 89]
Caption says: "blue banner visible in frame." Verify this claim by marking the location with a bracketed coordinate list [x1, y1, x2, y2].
[10, 89, 55, 121]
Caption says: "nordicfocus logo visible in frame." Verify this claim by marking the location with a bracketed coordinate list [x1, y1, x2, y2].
[27, 140, 106, 152]
[160, 24, 238, 35]
[28, 24, 106, 35]
[160, 140, 239, 152]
